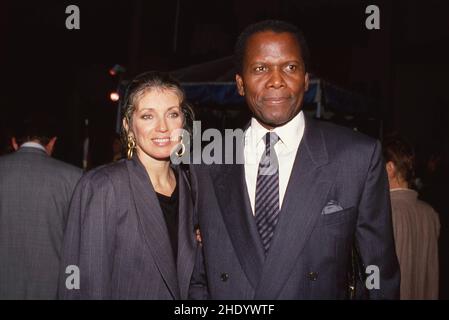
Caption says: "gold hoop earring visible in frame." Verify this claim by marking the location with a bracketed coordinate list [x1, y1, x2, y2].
[127, 135, 136, 160]
[175, 140, 186, 158]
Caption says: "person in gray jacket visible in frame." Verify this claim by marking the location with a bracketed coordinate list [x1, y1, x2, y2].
[0, 116, 82, 299]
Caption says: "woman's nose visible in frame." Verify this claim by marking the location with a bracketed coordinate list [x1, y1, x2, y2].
[156, 119, 168, 132]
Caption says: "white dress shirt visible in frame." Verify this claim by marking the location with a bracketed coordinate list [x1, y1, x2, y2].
[20, 141, 47, 153]
[244, 111, 305, 215]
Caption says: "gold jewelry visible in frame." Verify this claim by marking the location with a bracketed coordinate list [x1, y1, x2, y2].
[127, 135, 136, 160]
[175, 140, 186, 157]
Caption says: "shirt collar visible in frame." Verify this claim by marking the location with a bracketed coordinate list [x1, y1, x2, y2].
[249, 111, 305, 152]
[20, 141, 47, 153]
[390, 188, 410, 192]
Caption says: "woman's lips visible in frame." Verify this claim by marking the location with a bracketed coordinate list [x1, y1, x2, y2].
[151, 137, 172, 147]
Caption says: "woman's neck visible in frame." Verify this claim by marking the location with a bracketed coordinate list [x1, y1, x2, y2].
[137, 151, 176, 196]
[389, 177, 409, 190]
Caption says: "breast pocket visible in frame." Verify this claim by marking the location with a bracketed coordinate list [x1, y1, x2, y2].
[321, 206, 357, 226]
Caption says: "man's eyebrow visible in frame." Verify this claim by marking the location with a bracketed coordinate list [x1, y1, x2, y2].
[249, 59, 302, 64]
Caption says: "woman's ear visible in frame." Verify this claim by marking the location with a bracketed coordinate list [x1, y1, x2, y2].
[386, 161, 396, 178]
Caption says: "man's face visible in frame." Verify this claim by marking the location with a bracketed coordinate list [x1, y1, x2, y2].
[236, 31, 309, 129]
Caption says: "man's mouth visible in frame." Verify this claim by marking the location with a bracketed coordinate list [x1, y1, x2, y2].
[263, 96, 290, 104]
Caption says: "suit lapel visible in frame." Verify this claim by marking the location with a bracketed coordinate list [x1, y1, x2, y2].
[126, 157, 180, 299]
[255, 117, 334, 299]
[175, 166, 196, 299]
[211, 135, 265, 290]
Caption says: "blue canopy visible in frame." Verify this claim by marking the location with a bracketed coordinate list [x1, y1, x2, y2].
[181, 81, 318, 106]
[181, 78, 371, 118]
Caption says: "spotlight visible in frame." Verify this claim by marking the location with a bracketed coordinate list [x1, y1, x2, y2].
[110, 92, 120, 102]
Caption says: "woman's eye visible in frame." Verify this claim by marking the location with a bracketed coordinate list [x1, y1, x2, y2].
[142, 114, 153, 120]
[168, 112, 180, 118]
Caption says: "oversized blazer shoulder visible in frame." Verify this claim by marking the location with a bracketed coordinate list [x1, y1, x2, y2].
[59, 156, 197, 300]
[191, 115, 400, 300]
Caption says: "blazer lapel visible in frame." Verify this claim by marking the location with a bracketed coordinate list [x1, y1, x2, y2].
[211, 135, 265, 290]
[126, 157, 180, 299]
[255, 117, 334, 299]
[175, 166, 196, 299]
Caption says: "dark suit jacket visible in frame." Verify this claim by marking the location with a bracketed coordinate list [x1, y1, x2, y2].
[0, 147, 82, 299]
[58, 156, 197, 299]
[191, 116, 400, 299]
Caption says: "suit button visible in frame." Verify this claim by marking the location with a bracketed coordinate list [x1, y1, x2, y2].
[308, 272, 318, 281]
[220, 273, 229, 282]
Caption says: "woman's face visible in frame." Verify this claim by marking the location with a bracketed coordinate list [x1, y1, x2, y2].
[129, 88, 184, 161]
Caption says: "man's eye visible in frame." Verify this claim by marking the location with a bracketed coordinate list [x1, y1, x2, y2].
[142, 114, 153, 120]
[254, 66, 267, 72]
[286, 64, 297, 71]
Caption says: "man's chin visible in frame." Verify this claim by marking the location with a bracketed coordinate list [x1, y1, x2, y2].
[257, 115, 292, 129]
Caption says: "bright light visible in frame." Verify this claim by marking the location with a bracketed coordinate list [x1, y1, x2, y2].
[110, 92, 120, 102]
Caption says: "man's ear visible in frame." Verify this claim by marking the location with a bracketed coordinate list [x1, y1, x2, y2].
[235, 74, 245, 96]
[11, 137, 19, 151]
[304, 72, 310, 91]
[45, 137, 57, 156]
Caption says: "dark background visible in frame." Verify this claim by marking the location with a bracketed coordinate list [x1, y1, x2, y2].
[1, 0, 449, 298]
[2, 0, 449, 166]
[0, 0, 449, 164]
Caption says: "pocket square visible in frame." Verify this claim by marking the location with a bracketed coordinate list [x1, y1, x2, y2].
[321, 200, 344, 215]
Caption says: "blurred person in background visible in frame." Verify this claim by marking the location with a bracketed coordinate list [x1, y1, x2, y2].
[383, 135, 440, 299]
[0, 114, 82, 299]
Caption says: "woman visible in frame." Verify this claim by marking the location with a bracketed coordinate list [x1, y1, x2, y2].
[59, 71, 200, 299]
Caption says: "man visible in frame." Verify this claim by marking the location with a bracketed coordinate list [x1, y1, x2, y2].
[0, 116, 82, 299]
[191, 20, 400, 299]
[384, 136, 440, 299]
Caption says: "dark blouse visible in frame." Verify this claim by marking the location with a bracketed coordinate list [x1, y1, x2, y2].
[156, 175, 179, 263]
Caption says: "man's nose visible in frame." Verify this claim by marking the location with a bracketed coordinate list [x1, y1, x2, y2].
[266, 68, 286, 89]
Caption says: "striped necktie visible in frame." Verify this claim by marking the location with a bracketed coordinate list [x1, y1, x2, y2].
[255, 132, 280, 254]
